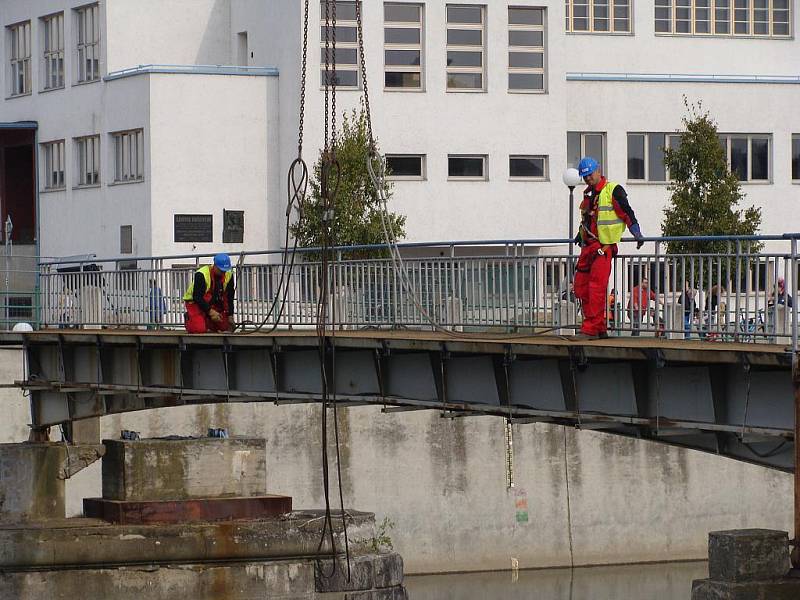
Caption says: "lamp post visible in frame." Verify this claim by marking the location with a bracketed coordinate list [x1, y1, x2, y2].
[562, 167, 582, 265]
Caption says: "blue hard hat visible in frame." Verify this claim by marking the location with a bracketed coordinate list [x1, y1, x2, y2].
[578, 157, 599, 178]
[213, 253, 232, 272]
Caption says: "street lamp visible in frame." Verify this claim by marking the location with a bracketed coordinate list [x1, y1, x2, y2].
[562, 168, 582, 262]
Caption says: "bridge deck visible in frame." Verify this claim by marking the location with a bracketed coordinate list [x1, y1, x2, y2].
[1, 329, 795, 471]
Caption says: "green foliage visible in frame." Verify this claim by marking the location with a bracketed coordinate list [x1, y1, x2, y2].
[661, 99, 761, 255]
[290, 106, 406, 260]
[370, 516, 395, 553]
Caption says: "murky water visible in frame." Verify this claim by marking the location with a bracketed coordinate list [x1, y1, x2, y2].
[405, 561, 707, 600]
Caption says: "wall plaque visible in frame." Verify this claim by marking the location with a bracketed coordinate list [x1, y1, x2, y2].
[174, 214, 213, 243]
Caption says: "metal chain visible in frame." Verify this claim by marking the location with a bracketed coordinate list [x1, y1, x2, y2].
[297, 0, 310, 157]
[355, 0, 374, 146]
[331, 0, 337, 150]
[323, 0, 330, 152]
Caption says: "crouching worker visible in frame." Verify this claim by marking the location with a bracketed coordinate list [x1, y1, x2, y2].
[183, 253, 235, 333]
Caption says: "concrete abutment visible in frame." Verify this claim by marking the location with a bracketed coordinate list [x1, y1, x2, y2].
[0, 436, 407, 599]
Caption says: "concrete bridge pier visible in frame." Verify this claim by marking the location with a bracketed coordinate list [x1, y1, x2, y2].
[0, 441, 104, 522]
[691, 530, 800, 599]
[0, 434, 408, 599]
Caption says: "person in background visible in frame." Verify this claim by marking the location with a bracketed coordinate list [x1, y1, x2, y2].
[628, 277, 656, 336]
[768, 277, 793, 308]
[183, 254, 235, 333]
[679, 281, 696, 339]
[148, 279, 167, 330]
[607, 288, 617, 329]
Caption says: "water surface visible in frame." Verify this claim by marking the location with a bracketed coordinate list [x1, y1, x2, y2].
[405, 561, 707, 599]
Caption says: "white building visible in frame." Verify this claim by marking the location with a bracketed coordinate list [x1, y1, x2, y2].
[0, 0, 798, 263]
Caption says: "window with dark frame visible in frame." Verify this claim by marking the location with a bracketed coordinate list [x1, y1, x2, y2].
[42, 13, 64, 90]
[718, 134, 771, 182]
[508, 7, 546, 92]
[76, 4, 100, 83]
[112, 129, 144, 182]
[386, 154, 425, 178]
[626, 133, 681, 182]
[655, 0, 790, 37]
[384, 3, 423, 90]
[446, 4, 485, 91]
[448, 155, 486, 179]
[567, 132, 606, 171]
[565, 0, 631, 33]
[42, 140, 66, 190]
[76, 135, 100, 186]
[320, 1, 360, 88]
[509, 155, 547, 179]
[9, 21, 31, 96]
[792, 135, 800, 181]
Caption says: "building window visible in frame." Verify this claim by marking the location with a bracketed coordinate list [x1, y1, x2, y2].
[120, 225, 132, 254]
[718, 134, 771, 182]
[384, 3, 423, 90]
[320, 1, 359, 89]
[565, 0, 631, 33]
[112, 130, 144, 183]
[42, 13, 64, 90]
[75, 135, 100, 186]
[567, 132, 606, 170]
[509, 155, 548, 180]
[448, 155, 487, 180]
[8, 21, 31, 96]
[386, 154, 426, 179]
[42, 141, 66, 190]
[655, 0, 791, 36]
[792, 135, 800, 181]
[626, 133, 682, 181]
[76, 4, 100, 83]
[508, 7, 546, 92]
[446, 5, 485, 91]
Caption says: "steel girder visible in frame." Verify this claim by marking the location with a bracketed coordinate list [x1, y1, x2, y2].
[5, 331, 795, 472]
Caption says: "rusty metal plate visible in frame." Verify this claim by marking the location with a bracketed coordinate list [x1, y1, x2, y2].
[83, 495, 292, 524]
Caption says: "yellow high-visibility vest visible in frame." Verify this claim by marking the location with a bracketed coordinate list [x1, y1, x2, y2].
[596, 181, 626, 245]
[182, 265, 233, 302]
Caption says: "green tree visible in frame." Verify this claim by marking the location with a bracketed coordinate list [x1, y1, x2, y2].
[661, 99, 761, 255]
[291, 107, 406, 260]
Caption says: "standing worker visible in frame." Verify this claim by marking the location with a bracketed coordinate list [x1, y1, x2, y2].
[573, 157, 644, 338]
[183, 253, 236, 333]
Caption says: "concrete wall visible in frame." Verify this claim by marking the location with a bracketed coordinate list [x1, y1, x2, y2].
[147, 72, 275, 256]
[0, 348, 790, 574]
[105, 0, 231, 72]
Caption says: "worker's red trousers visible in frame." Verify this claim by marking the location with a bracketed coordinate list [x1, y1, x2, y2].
[184, 302, 231, 333]
[573, 243, 614, 336]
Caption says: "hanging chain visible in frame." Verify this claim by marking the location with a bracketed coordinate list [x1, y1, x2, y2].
[297, 0, 310, 157]
[323, 0, 330, 152]
[355, 0, 373, 146]
[330, 0, 338, 149]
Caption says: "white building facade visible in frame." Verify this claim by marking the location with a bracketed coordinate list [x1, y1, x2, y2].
[0, 0, 798, 261]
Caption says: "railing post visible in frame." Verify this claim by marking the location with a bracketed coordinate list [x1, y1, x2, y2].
[791, 237, 800, 569]
[792, 238, 798, 354]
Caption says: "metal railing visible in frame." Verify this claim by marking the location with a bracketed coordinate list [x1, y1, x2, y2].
[32, 235, 800, 350]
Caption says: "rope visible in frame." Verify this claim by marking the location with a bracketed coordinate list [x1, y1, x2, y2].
[562, 428, 576, 569]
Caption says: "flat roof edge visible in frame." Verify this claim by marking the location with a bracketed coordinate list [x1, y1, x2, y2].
[105, 64, 279, 82]
[567, 72, 800, 84]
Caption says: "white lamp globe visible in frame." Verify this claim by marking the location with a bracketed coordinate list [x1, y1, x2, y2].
[12, 322, 33, 332]
[562, 168, 583, 187]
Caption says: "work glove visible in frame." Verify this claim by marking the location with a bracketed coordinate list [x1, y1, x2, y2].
[630, 223, 645, 250]
[208, 308, 222, 323]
